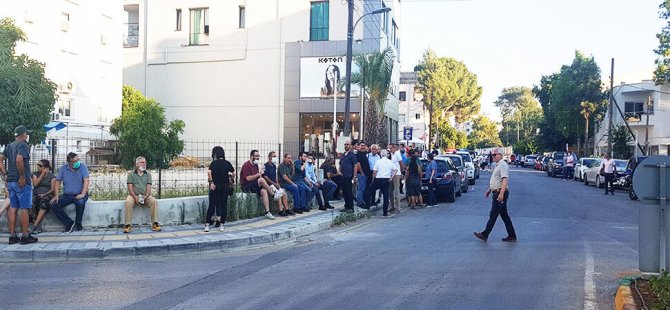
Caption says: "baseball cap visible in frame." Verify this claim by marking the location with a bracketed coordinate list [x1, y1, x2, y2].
[14, 125, 32, 136]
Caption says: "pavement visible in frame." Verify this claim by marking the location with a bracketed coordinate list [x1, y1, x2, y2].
[0, 198, 378, 262]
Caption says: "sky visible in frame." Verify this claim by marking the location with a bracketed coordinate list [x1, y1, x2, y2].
[400, 0, 666, 122]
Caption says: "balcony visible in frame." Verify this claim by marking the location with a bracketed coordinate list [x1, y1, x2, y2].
[124, 23, 139, 48]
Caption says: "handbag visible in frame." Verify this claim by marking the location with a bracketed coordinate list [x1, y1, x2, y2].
[599, 166, 605, 176]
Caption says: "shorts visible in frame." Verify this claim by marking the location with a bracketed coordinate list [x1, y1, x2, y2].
[242, 182, 261, 195]
[7, 182, 33, 209]
[32, 194, 52, 217]
[406, 181, 421, 197]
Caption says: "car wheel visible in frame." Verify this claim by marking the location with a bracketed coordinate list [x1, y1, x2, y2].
[629, 189, 638, 201]
[596, 176, 602, 188]
[447, 185, 456, 202]
[583, 175, 588, 185]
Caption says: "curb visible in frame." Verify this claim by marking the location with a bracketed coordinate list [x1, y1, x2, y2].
[614, 277, 638, 310]
[0, 211, 341, 262]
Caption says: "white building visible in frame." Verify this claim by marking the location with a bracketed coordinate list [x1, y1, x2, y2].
[122, 0, 401, 153]
[1, 0, 123, 142]
[398, 71, 428, 146]
[595, 80, 670, 156]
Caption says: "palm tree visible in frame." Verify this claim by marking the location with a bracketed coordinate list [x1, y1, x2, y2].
[350, 48, 395, 145]
[580, 101, 597, 156]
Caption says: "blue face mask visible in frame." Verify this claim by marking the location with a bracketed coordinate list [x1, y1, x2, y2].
[72, 161, 81, 169]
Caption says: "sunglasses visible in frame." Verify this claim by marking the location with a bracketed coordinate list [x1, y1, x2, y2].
[37, 164, 43, 167]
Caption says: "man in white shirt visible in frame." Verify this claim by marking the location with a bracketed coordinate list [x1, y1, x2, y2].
[366, 145, 382, 206]
[563, 151, 575, 180]
[602, 153, 617, 195]
[364, 149, 396, 216]
[389, 144, 404, 212]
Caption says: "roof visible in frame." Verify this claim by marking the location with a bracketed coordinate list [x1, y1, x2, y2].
[400, 72, 418, 85]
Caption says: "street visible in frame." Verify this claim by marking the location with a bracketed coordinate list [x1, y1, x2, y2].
[0, 167, 639, 310]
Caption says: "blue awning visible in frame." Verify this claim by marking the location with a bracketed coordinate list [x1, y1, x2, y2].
[44, 121, 67, 131]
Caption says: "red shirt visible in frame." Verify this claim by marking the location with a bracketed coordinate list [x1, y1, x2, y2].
[240, 161, 259, 188]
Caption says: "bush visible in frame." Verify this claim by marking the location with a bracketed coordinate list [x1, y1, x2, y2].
[650, 270, 670, 309]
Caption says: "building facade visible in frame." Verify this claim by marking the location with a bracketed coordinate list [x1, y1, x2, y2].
[2, 0, 123, 142]
[397, 71, 428, 146]
[122, 0, 401, 154]
[595, 80, 670, 156]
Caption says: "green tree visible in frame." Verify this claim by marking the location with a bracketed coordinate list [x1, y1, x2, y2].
[350, 48, 394, 145]
[533, 74, 565, 151]
[494, 86, 542, 146]
[415, 49, 482, 144]
[610, 124, 632, 159]
[0, 18, 57, 143]
[513, 139, 538, 155]
[467, 116, 502, 149]
[436, 122, 468, 149]
[654, 0, 670, 84]
[110, 86, 185, 169]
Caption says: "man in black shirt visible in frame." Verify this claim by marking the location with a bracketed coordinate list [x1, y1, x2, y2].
[355, 142, 371, 207]
[339, 140, 357, 212]
[320, 156, 342, 200]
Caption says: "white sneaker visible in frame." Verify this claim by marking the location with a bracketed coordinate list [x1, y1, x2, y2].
[270, 185, 277, 192]
[265, 212, 276, 220]
[203, 224, 210, 232]
[219, 224, 225, 232]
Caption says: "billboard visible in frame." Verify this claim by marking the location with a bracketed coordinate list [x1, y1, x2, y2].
[300, 57, 359, 99]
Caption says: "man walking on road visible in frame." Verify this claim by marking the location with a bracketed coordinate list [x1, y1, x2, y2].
[0, 125, 38, 244]
[474, 148, 517, 242]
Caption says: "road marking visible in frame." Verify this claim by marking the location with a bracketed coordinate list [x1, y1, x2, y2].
[584, 240, 597, 310]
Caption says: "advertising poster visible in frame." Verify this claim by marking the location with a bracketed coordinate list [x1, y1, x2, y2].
[300, 57, 360, 99]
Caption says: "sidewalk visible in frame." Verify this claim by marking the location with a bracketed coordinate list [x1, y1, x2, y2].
[0, 199, 388, 262]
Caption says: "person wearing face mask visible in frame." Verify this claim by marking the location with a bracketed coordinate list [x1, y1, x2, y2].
[122, 156, 161, 233]
[294, 152, 318, 211]
[278, 153, 305, 214]
[50, 152, 90, 232]
[320, 156, 342, 200]
[30, 159, 55, 235]
[240, 150, 276, 220]
[263, 151, 293, 217]
[204, 146, 235, 232]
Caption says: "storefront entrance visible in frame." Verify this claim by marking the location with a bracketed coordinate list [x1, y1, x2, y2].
[299, 113, 360, 157]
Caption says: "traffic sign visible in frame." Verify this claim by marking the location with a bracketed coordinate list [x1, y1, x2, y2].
[403, 127, 412, 141]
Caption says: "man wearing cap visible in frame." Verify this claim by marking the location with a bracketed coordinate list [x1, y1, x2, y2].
[0, 125, 38, 244]
[474, 148, 517, 242]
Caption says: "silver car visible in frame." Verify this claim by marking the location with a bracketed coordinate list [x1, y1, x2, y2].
[438, 154, 469, 193]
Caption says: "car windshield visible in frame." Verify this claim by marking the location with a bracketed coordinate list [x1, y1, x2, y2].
[447, 156, 463, 167]
[554, 154, 564, 160]
[420, 159, 450, 173]
[543, 157, 551, 163]
[526, 156, 536, 160]
[459, 154, 472, 162]
[615, 160, 627, 170]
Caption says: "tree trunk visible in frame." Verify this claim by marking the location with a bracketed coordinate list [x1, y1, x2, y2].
[584, 116, 589, 157]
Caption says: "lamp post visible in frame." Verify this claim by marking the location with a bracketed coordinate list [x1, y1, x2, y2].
[342, 3, 392, 138]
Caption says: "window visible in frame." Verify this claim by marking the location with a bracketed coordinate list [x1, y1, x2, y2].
[176, 9, 182, 31]
[415, 113, 421, 120]
[58, 99, 72, 117]
[381, 3, 388, 33]
[399, 91, 406, 101]
[624, 101, 653, 120]
[76, 140, 82, 152]
[310, 1, 329, 41]
[61, 12, 70, 32]
[391, 20, 398, 49]
[189, 8, 209, 45]
[239, 6, 245, 28]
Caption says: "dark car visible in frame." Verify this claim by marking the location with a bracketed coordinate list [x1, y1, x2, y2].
[541, 156, 551, 171]
[419, 158, 461, 202]
[547, 151, 565, 177]
[438, 154, 469, 193]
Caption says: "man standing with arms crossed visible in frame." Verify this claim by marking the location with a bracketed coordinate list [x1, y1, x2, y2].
[0, 125, 38, 244]
[474, 148, 517, 242]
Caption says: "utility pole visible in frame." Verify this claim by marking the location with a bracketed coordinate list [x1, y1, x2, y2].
[342, 0, 354, 137]
[607, 58, 614, 156]
[645, 95, 652, 155]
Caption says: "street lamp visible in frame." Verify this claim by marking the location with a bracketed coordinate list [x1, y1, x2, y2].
[342, 4, 392, 140]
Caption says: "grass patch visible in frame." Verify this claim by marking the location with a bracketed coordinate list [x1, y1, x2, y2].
[332, 209, 373, 226]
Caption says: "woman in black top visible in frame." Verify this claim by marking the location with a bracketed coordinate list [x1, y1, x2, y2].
[406, 151, 423, 209]
[31, 159, 55, 234]
[205, 146, 235, 232]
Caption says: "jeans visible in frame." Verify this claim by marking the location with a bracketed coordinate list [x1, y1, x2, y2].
[342, 176, 354, 210]
[367, 178, 390, 215]
[51, 194, 89, 228]
[427, 179, 437, 206]
[482, 190, 516, 238]
[563, 166, 574, 179]
[356, 174, 367, 206]
[7, 182, 32, 209]
[296, 181, 319, 209]
[283, 183, 302, 210]
[206, 185, 229, 225]
[321, 180, 337, 204]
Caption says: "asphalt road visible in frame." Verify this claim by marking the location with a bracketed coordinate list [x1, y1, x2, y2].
[0, 167, 640, 310]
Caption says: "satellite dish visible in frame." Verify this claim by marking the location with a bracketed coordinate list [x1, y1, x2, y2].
[632, 155, 670, 201]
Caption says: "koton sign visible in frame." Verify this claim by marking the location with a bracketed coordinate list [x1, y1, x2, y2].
[300, 57, 359, 99]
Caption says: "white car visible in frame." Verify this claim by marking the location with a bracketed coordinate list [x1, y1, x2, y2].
[522, 155, 537, 168]
[583, 159, 627, 188]
[574, 157, 597, 181]
[456, 151, 476, 185]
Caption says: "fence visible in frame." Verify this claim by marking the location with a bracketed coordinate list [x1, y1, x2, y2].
[1, 138, 306, 201]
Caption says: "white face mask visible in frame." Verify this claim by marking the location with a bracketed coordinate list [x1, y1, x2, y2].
[271, 157, 278, 164]
[253, 160, 260, 165]
[139, 166, 146, 172]
[25, 135, 30, 143]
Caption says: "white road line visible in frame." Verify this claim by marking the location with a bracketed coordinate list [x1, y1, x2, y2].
[584, 240, 598, 310]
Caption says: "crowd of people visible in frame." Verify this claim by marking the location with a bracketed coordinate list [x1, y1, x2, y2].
[1, 124, 449, 244]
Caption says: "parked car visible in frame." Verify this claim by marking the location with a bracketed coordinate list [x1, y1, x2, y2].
[541, 156, 551, 172]
[456, 151, 476, 185]
[616, 156, 647, 200]
[574, 157, 597, 181]
[534, 156, 544, 170]
[420, 157, 461, 202]
[438, 154, 469, 193]
[584, 159, 627, 188]
[582, 158, 603, 186]
[547, 151, 566, 177]
[522, 155, 537, 168]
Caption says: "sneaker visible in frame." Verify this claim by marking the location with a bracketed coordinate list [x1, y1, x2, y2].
[326, 204, 335, 209]
[502, 236, 517, 242]
[151, 222, 162, 232]
[294, 209, 303, 214]
[270, 184, 277, 192]
[265, 212, 276, 220]
[303, 208, 310, 213]
[219, 224, 225, 232]
[31, 226, 43, 235]
[474, 232, 487, 242]
[286, 209, 296, 216]
[19, 235, 38, 245]
[74, 224, 83, 232]
[123, 224, 132, 233]
[318, 206, 327, 211]
[8, 235, 19, 245]
[203, 224, 210, 232]
[278, 211, 287, 217]
[64, 223, 75, 233]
